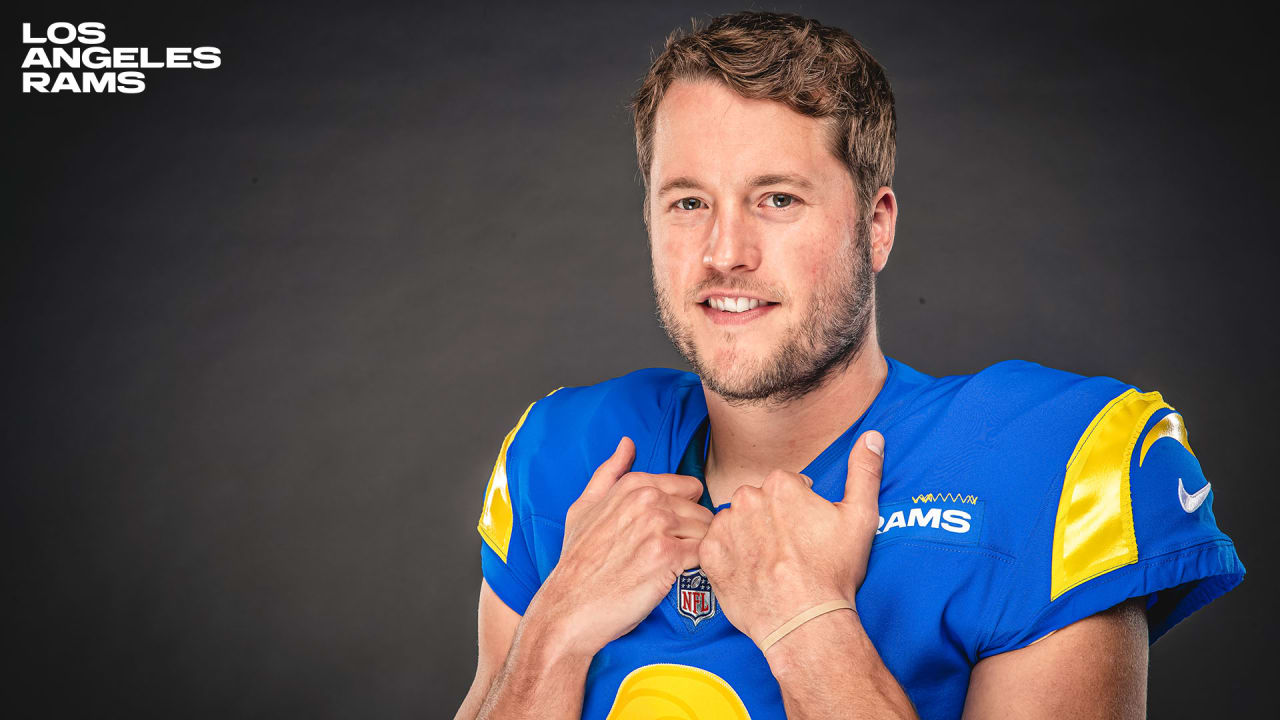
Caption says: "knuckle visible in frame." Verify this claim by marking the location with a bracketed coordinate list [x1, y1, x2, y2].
[682, 475, 704, 497]
[644, 507, 673, 531]
[643, 534, 671, 559]
[854, 457, 884, 479]
[730, 484, 759, 506]
[763, 469, 798, 495]
[765, 468, 790, 484]
[630, 485, 663, 504]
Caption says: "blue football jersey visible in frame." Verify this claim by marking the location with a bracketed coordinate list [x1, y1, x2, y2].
[475, 356, 1244, 719]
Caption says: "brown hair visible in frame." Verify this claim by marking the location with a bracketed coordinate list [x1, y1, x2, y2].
[630, 11, 896, 218]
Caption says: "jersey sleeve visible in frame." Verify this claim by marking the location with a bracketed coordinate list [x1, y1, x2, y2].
[476, 389, 561, 616]
[979, 388, 1245, 657]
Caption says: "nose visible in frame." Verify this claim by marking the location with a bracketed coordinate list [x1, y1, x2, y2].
[703, 205, 761, 274]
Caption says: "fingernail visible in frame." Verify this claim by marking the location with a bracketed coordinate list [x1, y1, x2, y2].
[864, 432, 884, 457]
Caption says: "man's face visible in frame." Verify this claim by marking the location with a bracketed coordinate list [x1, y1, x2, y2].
[648, 79, 876, 406]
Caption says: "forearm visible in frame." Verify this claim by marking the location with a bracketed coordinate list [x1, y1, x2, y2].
[764, 607, 917, 720]
[475, 612, 592, 720]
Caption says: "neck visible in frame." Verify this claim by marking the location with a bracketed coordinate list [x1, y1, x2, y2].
[701, 335, 888, 489]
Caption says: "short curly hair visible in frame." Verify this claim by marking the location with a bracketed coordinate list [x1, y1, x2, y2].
[630, 11, 896, 218]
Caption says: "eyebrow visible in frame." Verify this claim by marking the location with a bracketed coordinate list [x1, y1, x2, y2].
[747, 173, 814, 191]
[656, 173, 815, 197]
[656, 176, 705, 197]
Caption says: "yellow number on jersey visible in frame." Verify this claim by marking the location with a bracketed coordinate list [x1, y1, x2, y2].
[605, 663, 752, 720]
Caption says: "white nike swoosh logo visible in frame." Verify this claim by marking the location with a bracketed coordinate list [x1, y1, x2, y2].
[1178, 477, 1211, 513]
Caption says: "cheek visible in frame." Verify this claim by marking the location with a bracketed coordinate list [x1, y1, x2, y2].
[776, 249, 828, 300]
[650, 254, 689, 304]
[651, 236, 702, 287]
[649, 224, 679, 264]
[787, 217, 850, 290]
[653, 222, 704, 259]
[802, 259, 825, 285]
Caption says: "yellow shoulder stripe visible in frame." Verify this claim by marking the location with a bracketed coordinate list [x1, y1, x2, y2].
[1050, 388, 1171, 600]
[477, 387, 562, 563]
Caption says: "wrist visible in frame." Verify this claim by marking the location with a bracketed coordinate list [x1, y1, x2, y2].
[519, 579, 598, 667]
[762, 602, 862, 671]
[478, 591, 594, 720]
[508, 611, 594, 684]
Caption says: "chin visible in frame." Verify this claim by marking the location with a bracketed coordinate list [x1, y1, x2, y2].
[695, 344, 771, 393]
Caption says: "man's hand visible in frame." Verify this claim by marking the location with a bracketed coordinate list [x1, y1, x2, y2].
[527, 436, 714, 659]
[698, 429, 915, 719]
[699, 429, 885, 649]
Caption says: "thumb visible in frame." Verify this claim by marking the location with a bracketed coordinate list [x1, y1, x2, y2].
[581, 436, 636, 501]
[842, 430, 884, 508]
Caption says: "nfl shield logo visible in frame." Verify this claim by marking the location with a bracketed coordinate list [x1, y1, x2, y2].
[676, 568, 717, 626]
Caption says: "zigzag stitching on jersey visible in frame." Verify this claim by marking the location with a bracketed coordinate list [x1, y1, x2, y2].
[910, 492, 980, 504]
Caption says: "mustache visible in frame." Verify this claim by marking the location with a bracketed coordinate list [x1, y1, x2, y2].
[688, 275, 786, 303]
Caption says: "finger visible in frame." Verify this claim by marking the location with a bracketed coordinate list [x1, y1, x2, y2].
[665, 496, 714, 525]
[665, 500, 714, 539]
[581, 436, 635, 501]
[842, 429, 884, 508]
[762, 469, 812, 496]
[668, 514, 712, 540]
[621, 471, 704, 503]
[674, 536, 702, 572]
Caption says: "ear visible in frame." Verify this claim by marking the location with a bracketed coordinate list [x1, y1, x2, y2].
[867, 186, 897, 273]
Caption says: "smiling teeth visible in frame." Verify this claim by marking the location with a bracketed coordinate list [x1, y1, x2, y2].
[709, 297, 762, 313]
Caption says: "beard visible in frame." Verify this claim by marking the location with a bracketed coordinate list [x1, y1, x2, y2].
[652, 216, 876, 408]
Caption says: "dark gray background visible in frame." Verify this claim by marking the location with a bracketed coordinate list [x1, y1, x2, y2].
[8, 1, 1275, 716]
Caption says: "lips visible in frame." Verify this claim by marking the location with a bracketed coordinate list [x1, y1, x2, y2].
[710, 296, 768, 313]
[696, 289, 778, 305]
[698, 299, 778, 325]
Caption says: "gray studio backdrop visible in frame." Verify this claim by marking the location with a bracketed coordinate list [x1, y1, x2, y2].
[9, 1, 1274, 716]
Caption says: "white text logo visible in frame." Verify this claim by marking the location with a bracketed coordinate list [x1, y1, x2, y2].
[21, 22, 221, 94]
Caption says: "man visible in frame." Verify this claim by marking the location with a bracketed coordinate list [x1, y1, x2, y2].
[456, 11, 1244, 719]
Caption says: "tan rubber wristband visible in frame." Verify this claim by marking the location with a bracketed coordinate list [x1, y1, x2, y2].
[758, 599, 857, 653]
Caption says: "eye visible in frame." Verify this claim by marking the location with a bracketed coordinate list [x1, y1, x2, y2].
[675, 197, 705, 211]
[764, 193, 796, 209]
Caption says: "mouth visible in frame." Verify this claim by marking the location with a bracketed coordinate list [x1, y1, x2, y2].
[698, 296, 780, 325]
